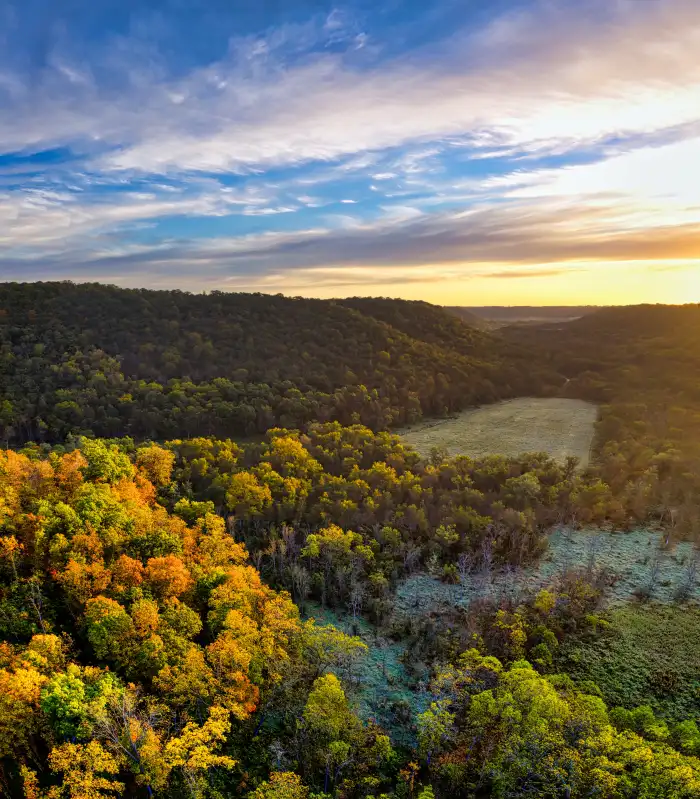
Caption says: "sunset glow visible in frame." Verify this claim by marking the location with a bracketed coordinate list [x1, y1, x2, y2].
[1, 0, 699, 303]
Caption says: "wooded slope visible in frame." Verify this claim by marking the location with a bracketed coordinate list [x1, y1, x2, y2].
[0, 283, 558, 445]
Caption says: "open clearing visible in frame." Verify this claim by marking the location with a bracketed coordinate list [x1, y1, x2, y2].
[395, 527, 700, 612]
[399, 397, 598, 466]
[311, 526, 700, 737]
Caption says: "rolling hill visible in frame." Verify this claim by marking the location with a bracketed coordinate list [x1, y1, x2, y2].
[0, 283, 561, 445]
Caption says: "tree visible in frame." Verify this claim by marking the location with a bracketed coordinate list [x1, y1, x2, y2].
[22, 741, 125, 799]
[144, 555, 193, 599]
[84, 597, 135, 665]
[222, 471, 272, 516]
[461, 661, 615, 797]
[135, 444, 175, 487]
[298, 621, 367, 682]
[111, 554, 144, 591]
[162, 705, 236, 797]
[0, 660, 47, 759]
[249, 772, 309, 799]
[41, 664, 122, 740]
[417, 701, 454, 766]
[303, 673, 357, 743]
[301, 673, 361, 790]
[79, 439, 134, 484]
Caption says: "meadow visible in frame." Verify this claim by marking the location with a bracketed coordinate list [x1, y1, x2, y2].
[307, 526, 700, 735]
[394, 527, 700, 614]
[398, 397, 598, 465]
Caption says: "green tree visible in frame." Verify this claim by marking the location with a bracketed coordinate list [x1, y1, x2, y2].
[417, 701, 455, 766]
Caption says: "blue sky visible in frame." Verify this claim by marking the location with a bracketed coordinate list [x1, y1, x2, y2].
[1, 0, 699, 304]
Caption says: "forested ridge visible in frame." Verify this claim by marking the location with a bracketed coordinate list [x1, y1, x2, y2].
[2, 285, 700, 798]
[0, 283, 556, 446]
[507, 304, 700, 536]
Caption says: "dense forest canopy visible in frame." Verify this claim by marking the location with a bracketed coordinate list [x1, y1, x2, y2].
[2, 284, 700, 799]
[3, 434, 700, 799]
[0, 283, 557, 446]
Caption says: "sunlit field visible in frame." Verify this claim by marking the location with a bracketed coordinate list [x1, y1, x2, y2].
[399, 397, 599, 465]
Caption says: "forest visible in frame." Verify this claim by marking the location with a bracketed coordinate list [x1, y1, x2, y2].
[0, 283, 557, 445]
[508, 305, 700, 536]
[1, 284, 700, 799]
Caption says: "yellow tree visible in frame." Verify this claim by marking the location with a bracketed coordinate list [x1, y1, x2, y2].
[135, 445, 175, 487]
[249, 772, 309, 799]
[22, 741, 124, 799]
[222, 471, 273, 517]
[0, 661, 47, 759]
[161, 705, 236, 797]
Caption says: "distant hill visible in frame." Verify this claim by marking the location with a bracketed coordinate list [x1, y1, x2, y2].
[0, 283, 561, 445]
[337, 297, 506, 356]
[435, 305, 491, 328]
[504, 304, 700, 388]
[446, 305, 600, 328]
[503, 304, 700, 510]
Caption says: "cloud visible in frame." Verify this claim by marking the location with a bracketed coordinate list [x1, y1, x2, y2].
[0, 0, 699, 303]
[1, 0, 699, 174]
[99, 1, 700, 174]
[485, 136, 700, 212]
[0, 171, 297, 254]
[3, 194, 699, 288]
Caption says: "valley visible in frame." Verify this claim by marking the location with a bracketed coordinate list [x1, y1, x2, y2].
[1, 287, 700, 799]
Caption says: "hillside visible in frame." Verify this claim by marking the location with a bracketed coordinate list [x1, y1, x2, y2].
[338, 297, 507, 356]
[505, 304, 700, 534]
[506, 304, 700, 401]
[0, 283, 560, 445]
[449, 305, 600, 327]
[3, 294, 700, 799]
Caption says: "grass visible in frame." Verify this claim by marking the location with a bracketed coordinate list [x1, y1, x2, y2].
[395, 528, 700, 613]
[398, 397, 598, 466]
[558, 605, 700, 721]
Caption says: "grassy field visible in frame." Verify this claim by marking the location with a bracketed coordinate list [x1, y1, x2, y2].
[558, 605, 700, 720]
[399, 397, 598, 465]
[395, 527, 700, 613]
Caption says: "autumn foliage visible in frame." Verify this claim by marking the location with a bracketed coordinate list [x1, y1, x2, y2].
[0, 440, 302, 797]
[2, 428, 700, 799]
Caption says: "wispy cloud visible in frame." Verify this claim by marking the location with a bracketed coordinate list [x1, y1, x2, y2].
[4, 197, 700, 280]
[0, 0, 699, 303]
[2, 1, 699, 169]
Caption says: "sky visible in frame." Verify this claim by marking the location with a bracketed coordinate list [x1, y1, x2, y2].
[1, 0, 699, 305]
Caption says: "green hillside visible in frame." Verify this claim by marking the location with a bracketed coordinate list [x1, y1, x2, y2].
[0, 283, 559, 446]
